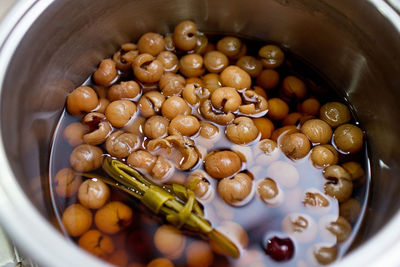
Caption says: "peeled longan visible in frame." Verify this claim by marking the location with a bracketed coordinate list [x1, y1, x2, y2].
[280, 132, 311, 160]
[78, 229, 114, 258]
[94, 201, 133, 234]
[205, 150, 242, 179]
[220, 66, 251, 89]
[301, 119, 333, 144]
[62, 204, 92, 237]
[333, 124, 363, 154]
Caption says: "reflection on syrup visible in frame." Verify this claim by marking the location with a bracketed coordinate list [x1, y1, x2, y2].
[48, 34, 370, 267]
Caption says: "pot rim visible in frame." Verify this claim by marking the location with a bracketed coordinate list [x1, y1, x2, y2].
[0, 1, 399, 266]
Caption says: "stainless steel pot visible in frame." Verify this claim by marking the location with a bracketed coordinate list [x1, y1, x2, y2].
[1, 0, 400, 266]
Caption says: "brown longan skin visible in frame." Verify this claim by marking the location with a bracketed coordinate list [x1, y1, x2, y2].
[137, 32, 165, 56]
[54, 168, 82, 198]
[70, 144, 103, 172]
[301, 119, 333, 144]
[78, 179, 110, 209]
[93, 59, 118, 86]
[144, 115, 169, 139]
[220, 65, 252, 90]
[94, 201, 133, 234]
[67, 86, 99, 116]
[333, 124, 363, 154]
[280, 132, 311, 160]
[204, 150, 242, 179]
[320, 102, 351, 127]
[62, 203, 92, 237]
[105, 100, 137, 128]
[169, 115, 200, 136]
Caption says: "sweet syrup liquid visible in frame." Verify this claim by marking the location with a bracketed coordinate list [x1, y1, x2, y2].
[48, 34, 370, 266]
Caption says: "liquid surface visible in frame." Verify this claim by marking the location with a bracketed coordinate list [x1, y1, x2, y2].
[48, 32, 369, 267]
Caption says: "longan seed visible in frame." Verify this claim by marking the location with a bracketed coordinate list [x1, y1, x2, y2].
[94, 201, 133, 234]
[54, 168, 82, 198]
[62, 204, 92, 237]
